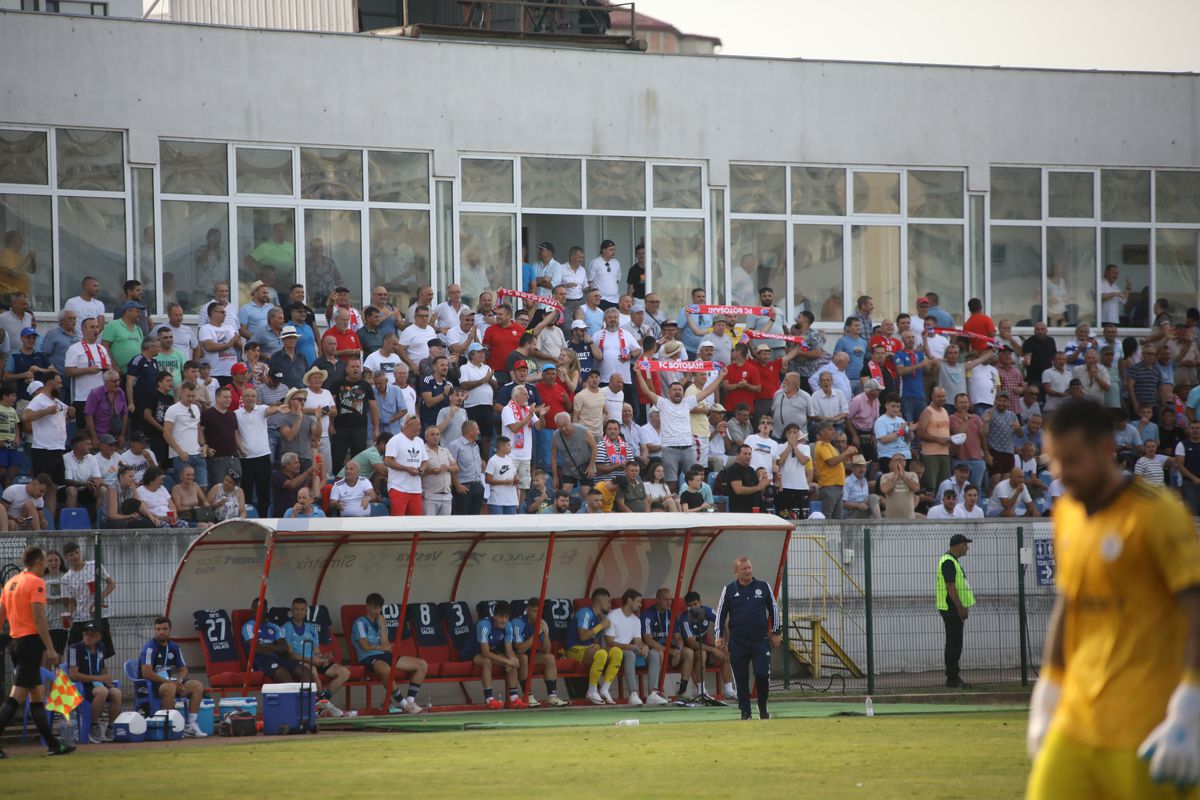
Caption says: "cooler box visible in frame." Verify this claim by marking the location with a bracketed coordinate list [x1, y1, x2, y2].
[153, 709, 185, 740]
[176, 699, 215, 736]
[219, 696, 258, 717]
[145, 717, 166, 741]
[112, 711, 146, 743]
[262, 683, 316, 735]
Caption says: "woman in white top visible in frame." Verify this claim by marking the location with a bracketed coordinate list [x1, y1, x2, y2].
[642, 460, 680, 513]
[206, 470, 246, 521]
[302, 366, 336, 478]
[775, 423, 812, 519]
[135, 466, 188, 527]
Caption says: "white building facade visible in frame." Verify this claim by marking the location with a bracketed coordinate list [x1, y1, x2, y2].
[1, 10, 1199, 329]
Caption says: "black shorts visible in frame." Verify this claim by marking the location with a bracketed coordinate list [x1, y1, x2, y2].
[466, 405, 494, 438]
[10, 635, 45, 689]
[253, 653, 299, 675]
[30, 447, 65, 487]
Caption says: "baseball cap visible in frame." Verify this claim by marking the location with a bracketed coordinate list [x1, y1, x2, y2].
[571, 320, 588, 330]
[270, 370, 285, 381]
[466, 342, 484, 353]
[280, 325, 299, 338]
[661, 319, 679, 328]
[1068, 378, 1082, 387]
[631, 302, 646, 313]
[512, 359, 528, 370]
[81, 621, 101, 634]
[709, 403, 726, 413]
[130, 430, 147, 443]
[333, 286, 349, 294]
[98, 434, 116, 445]
[19, 327, 36, 338]
[916, 296, 931, 305]
[428, 339, 446, 349]
[541, 363, 557, 372]
[949, 534, 973, 546]
[231, 363, 248, 375]
[117, 299, 145, 314]
[864, 378, 883, 392]
[537, 241, 555, 253]
[600, 239, 615, 250]
[25, 380, 42, 395]
[699, 340, 716, 349]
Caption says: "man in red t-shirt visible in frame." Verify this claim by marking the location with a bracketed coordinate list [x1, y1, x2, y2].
[869, 318, 903, 370]
[961, 298, 996, 352]
[722, 344, 761, 421]
[322, 310, 363, 362]
[531, 362, 570, 472]
[482, 304, 525, 379]
[751, 343, 783, 424]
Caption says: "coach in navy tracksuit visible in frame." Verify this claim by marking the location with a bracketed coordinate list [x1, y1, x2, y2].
[715, 556, 782, 720]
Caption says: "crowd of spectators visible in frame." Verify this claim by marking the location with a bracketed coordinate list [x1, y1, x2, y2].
[0, 247, 1194, 526]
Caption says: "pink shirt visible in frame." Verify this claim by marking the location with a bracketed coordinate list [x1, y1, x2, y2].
[949, 412, 984, 460]
[848, 392, 879, 432]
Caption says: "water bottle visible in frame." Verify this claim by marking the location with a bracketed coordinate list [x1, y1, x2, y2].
[864, 697, 874, 718]
[615, 719, 640, 727]
[346, 710, 358, 718]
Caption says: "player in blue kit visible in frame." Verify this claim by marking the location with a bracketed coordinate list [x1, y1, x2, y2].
[512, 598, 570, 707]
[351, 592, 428, 714]
[679, 591, 736, 700]
[242, 597, 307, 684]
[464, 601, 527, 709]
[565, 587, 623, 705]
[280, 597, 348, 718]
[641, 587, 690, 704]
[139, 616, 207, 737]
[715, 557, 782, 720]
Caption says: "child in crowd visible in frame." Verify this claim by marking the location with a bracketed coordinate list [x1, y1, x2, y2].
[0, 384, 19, 487]
[485, 435, 518, 515]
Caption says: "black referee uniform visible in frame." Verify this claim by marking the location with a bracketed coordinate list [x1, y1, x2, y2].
[715, 572, 781, 720]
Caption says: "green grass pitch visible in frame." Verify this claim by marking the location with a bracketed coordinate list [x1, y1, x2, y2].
[7, 704, 1028, 799]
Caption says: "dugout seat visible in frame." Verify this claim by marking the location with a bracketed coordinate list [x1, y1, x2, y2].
[193, 608, 263, 692]
[124, 658, 160, 714]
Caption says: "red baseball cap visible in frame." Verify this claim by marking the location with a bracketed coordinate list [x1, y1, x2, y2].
[231, 363, 248, 375]
[512, 360, 528, 370]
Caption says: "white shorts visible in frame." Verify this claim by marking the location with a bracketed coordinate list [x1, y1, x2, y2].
[515, 459, 532, 490]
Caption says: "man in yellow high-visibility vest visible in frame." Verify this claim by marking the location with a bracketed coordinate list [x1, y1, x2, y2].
[936, 533, 975, 688]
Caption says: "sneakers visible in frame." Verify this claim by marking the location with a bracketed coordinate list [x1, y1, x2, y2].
[628, 692, 644, 706]
[946, 677, 971, 689]
[760, 710, 771, 720]
[646, 691, 669, 706]
[547, 695, 570, 707]
[48, 742, 76, 756]
[678, 691, 699, 703]
[316, 698, 344, 718]
[600, 689, 616, 705]
[723, 682, 738, 698]
[88, 724, 103, 745]
[485, 697, 504, 710]
[401, 697, 424, 715]
[507, 697, 528, 710]
[183, 723, 207, 738]
[740, 712, 752, 721]
[102, 727, 116, 743]
[586, 688, 605, 705]
[525, 695, 541, 708]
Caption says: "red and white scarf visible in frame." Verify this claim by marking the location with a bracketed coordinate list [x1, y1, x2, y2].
[599, 327, 629, 361]
[740, 329, 809, 349]
[687, 304, 774, 318]
[507, 401, 528, 450]
[602, 436, 629, 465]
[82, 341, 109, 370]
[636, 359, 722, 372]
[497, 288, 565, 325]
[931, 327, 1001, 348]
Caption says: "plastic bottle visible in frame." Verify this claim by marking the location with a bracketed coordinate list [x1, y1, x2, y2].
[865, 697, 874, 717]
[615, 718, 640, 727]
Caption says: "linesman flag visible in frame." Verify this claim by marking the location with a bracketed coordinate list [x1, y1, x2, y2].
[46, 667, 82, 717]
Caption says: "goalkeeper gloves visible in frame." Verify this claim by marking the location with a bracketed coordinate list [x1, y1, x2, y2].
[1026, 675, 1061, 759]
[1139, 682, 1200, 787]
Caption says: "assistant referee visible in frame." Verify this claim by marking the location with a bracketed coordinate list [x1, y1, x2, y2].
[0, 546, 74, 757]
[715, 556, 782, 720]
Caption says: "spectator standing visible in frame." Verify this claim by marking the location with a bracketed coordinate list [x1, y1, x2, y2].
[152, 327, 186, 388]
[847, 379, 881, 461]
[237, 280, 274, 342]
[39, 309, 80, 399]
[872, 396, 911, 473]
[995, 346, 1025, 399]
[485, 436, 519, 514]
[64, 276, 105, 335]
[949, 393, 988, 492]
[808, 370, 849, 437]
[482, 304, 525, 384]
[723, 345, 762, 419]
[1174, 421, 1200, 512]
[24, 372, 71, 492]
[676, 287, 712, 357]
[1022, 321, 1057, 399]
[323, 308, 363, 364]
[500, 385, 543, 507]
[834, 317, 869, 395]
[371, 369, 406, 439]
[961, 298, 995, 352]
[302, 367, 335, 472]
[587, 240, 621, 308]
[163, 381, 207, 487]
[893, 330, 929, 423]
[268, 324, 308, 389]
[0, 292, 31, 358]
[197, 302, 241, 383]
[636, 367, 724, 484]
[775, 422, 812, 518]
[329, 357, 378, 471]
[419, 426, 454, 516]
[84, 369, 127, 448]
[983, 391, 1021, 482]
[449, 420, 485, 516]
[966, 347, 999, 418]
[201, 384, 240, 485]
[1099, 264, 1130, 324]
[812, 422, 856, 519]
[3, 326, 49, 401]
[363, 333, 403, 385]
[65, 318, 112, 419]
[772, 373, 810, 438]
[101, 301, 145, 375]
[880, 453, 919, 518]
[917, 386, 953, 493]
[1126, 345, 1164, 418]
[418, 355, 452, 430]
[384, 416, 427, 516]
[1041, 351, 1073, 414]
[356, 307, 384, 357]
[550, 414, 598, 493]
[1071, 349, 1110, 403]
[573, 369, 607, 439]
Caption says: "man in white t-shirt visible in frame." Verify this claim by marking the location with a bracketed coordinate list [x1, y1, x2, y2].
[164, 302, 200, 362]
[635, 366, 726, 484]
[24, 374, 72, 514]
[64, 317, 113, 411]
[62, 540, 115, 622]
[364, 333, 403, 384]
[534, 243, 563, 298]
[329, 458, 376, 517]
[234, 386, 285, 518]
[197, 302, 242, 378]
[95, 434, 122, 488]
[593, 308, 641, 386]
[988, 468, 1040, 518]
[499, 385, 543, 508]
[396, 307, 437, 374]
[926, 489, 958, 520]
[64, 276, 107, 337]
[966, 347, 998, 416]
[383, 416, 428, 516]
[605, 589, 662, 706]
[62, 431, 104, 520]
[744, 416, 783, 474]
[1100, 263, 1129, 325]
[0, 475, 51, 530]
[952, 484, 985, 518]
[601, 374, 625, 425]
[587, 240, 621, 307]
[484, 436, 519, 513]
[163, 382, 207, 487]
[117, 431, 158, 483]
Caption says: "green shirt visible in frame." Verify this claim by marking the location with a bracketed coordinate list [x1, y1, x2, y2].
[101, 319, 144, 373]
[154, 351, 186, 388]
[338, 446, 383, 480]
[249, 240, 295, 270]
[0, 404, 18, 445]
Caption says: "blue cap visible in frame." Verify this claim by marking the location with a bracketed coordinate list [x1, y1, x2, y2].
[466, 342, 484, 353]
[19, 327, 37, 338]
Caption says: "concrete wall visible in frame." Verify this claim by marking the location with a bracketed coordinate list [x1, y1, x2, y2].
[2, 11, 1199, 187]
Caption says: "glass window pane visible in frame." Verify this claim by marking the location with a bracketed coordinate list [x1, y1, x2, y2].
[1156, 171, 1200, 224]
[652, 164, 702, 210]
[794, 224, 843, 323]
[237, 207, 295, 305]
[850, 226, 900, 318]
[461, 159, 513, 204]
[990, 167, 1041, 221]
[729, 219, 785, 307]
[649, 219, 705, 319]
[133, 168, 157, 315]
[300, 148, 363, 201]
[59, 196, 126, 311]
[160, 140, 227, 196]
[907, 171, 964, 219]
[710, 189, 725, 305]
[586, 160, 645, 211]
[909, 224, 964, 324]
[1101, 228, 1148, 327]
[370, 209, 431, 311]
[729, 164, 784, 214]
[57, 129, 124, 191]
[368, 151, 429, 204]
[520, 157, 581, 209]
[304, 209, 362, 312]
[1048, 172, 1094, 219]
[459, 212, 514, 304]
[1046, 227, 1096, 326]
[969, 196, 985, 305]
[791, 167, 845, 216]
[1157, 229, 1200, 323]
[435, 181, 454, 296]
[1101, 169, 1150, 222]
[0, 194, 52, 310]
[235, 147, 293, 195]
[852, 172, 901, 215]
[163, 201, 229, 315]
[0, 130, 48, 185]
[990, 226, 1042, 325]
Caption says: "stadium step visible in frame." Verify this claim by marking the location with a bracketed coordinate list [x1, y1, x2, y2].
[786, 616, 864, 680]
